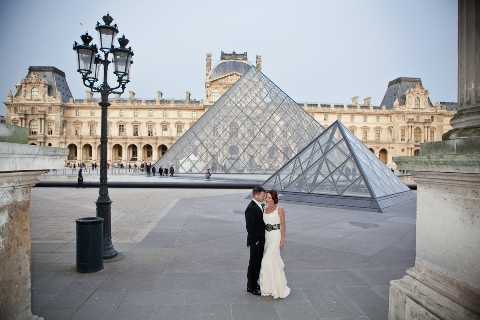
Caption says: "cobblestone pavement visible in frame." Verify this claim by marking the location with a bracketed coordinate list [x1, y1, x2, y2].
[31, 188, 416, 320]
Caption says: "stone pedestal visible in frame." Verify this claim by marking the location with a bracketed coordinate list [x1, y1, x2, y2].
[389, 150, 480, 319]
[0, 142, 66, 320]
[389, 1, 480, 318]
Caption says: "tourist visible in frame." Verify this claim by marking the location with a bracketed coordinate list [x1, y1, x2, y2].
[152, 165, 156, 176]
[164, 168, 168, 176]
[77, 168, 83, 188]
[169, 166, 174, 177]
[206, 168, 212, 180]
[159, 166, 163, 176]
[146, 163, 151, 176]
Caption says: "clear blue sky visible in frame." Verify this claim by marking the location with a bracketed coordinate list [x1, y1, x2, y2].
[0, 0, 457, 115]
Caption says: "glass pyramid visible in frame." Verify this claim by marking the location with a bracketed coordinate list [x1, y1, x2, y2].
[263, 120, 410, 211]
[154, 67, 323, 174]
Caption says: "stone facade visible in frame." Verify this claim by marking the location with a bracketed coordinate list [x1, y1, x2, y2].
[4, 54, 454, 169]
[0, 142, 66, 320]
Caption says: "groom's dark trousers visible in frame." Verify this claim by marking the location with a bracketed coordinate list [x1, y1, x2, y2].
[245, 200, 265, 290]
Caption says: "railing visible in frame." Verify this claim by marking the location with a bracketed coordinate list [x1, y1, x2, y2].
[46, 167, 151, 176]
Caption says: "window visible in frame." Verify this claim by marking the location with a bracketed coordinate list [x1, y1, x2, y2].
[176, 123, 184, 136]
[31, 87, 39, 98]
[74, 127, 79, 136]
[415, 97, 420, 108]
[192, 111, 197, 119]
[349, 126, 356, 136]
[133, 125, 139, 136]
[89, 123, 95, 136]
[119, 110, 124, 117]
[362, 128, 368, 142]
[118, 124, 125, 136]
[350, 114, 354, 122]
[163, 111, 167, 118]
[90, 109, 95, 116]
[338, 114, 342, 121]
[75, 108, 80, 116]
[375, 128, 381, 142]
[147, 124, 153, 136]
[48, 106, 53, 113]
[402, 115, 406, 121]
[431, 115, 435, 122]
[376, 116, 380, 122]
[161, 123, 168, 136]
[134, 110, 138, 118]
[177, 111, 182, 118]
[414, 127, 422, 143]
[363, 115, 367, 122]
[323, 113, 328, 121]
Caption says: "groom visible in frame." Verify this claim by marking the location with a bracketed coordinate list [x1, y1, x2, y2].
[245, 186, 266, 295]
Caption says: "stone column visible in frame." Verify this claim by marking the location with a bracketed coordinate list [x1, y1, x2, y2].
[0, 142, 66, 320]
[389, 1, 480, 319]
[444, 0, 480, 140]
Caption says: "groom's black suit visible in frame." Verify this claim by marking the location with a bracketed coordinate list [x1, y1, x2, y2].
[245, 200, 265, 290]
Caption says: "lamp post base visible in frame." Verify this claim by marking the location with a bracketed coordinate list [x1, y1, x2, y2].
[96, 198, 118, 260]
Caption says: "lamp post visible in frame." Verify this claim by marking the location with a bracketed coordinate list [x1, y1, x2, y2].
[73, 13, 133, 259]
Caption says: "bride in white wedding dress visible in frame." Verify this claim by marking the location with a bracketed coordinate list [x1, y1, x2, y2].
[259, 190, 291, 299]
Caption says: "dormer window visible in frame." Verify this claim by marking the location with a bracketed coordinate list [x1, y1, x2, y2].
[31, 87, 39, 98]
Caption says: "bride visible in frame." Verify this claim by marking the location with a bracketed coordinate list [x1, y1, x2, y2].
[259, 190, 291, 299]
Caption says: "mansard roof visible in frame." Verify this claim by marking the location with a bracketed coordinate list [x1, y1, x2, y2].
[20, 66, 73, 102]
[380, 77, 432, 108]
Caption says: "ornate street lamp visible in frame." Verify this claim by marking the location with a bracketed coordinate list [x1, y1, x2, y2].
[73, 13, 133, 259]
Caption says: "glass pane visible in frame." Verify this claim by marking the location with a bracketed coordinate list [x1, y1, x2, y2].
[154, 67, 324, 174]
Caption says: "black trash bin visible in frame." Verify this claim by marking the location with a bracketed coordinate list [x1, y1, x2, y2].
[76, 217, 104, 273]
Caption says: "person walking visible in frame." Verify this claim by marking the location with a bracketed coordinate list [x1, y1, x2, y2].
[152, 165, 156, 176]
[164, 168, 168, 176]
[77, 168, 84, 188]
[159, 166, 163, 176]
[169, 166, 175, 177]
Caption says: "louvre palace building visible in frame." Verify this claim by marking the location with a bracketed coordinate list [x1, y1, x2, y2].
[4, 51, 456, 169]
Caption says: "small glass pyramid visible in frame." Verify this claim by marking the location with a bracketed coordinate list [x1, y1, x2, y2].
[263, 120, 410, 211]
[154, 67, 323, 174]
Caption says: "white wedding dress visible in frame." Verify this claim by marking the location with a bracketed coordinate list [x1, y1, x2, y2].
[259, 207, 291, 299]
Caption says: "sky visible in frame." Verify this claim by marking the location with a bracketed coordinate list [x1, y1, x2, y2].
[0, 0, 457, 115]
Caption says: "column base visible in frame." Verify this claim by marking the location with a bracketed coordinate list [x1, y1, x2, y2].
[389, 260, 480, 320]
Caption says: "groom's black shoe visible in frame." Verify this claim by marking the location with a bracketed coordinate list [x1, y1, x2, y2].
[247, 287, 261, 296]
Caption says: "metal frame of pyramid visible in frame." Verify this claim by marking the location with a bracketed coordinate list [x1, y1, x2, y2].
[154, 67, 323, 174]
[263, 120, 411, 212]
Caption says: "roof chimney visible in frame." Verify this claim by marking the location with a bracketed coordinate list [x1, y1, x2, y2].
[256, 55, 262, 72]
[205, 53, 212, 78]
[128, 90, 135, 101]
[156, 91, 163, 103]
[186, 91, 191, 103]
[351, 96, 359, 106]
[363, 97, 371, 106]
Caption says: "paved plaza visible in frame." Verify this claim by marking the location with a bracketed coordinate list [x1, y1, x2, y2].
[30, 187, 416, 320]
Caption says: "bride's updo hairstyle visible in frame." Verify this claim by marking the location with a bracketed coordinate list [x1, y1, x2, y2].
[268, 190, 279, 204]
